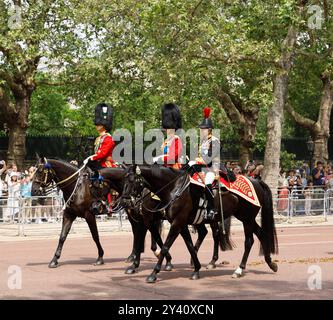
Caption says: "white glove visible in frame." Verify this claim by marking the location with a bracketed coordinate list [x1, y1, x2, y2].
[188, 161, 196, 167]
[83, 156, 93, 165]
[152, 155, 163, 163]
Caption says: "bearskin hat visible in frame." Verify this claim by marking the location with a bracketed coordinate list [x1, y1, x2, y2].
[199, 107, 213, 129]
[161, 103, 182, 130]
[94, 103, 113, 131]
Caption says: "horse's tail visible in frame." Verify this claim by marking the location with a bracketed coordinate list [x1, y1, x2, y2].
[219, 217, 234, 251]
[259, 180, 278, 255]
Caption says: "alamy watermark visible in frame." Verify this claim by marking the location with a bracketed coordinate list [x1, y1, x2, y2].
[8, 4, 22, 30]
[308, 5, 323, 30]
[7, 265, 22, 290]
[307, 265, 322, 290]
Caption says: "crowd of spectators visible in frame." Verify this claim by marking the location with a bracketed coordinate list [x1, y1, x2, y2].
[0, 160, 61, 223]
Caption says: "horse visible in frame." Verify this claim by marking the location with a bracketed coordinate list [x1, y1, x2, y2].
[120, 164, 278, 283]
[31, 156, 172, 271]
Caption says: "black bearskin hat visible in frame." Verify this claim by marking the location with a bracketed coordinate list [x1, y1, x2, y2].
[94, 103, 113, 131]
[199, 107, 213, 129]
[161, 103, 182, 130]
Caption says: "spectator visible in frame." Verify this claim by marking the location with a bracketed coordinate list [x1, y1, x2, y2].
[253, 164, 264, 180]
[5, 162, 20, 185]
[312, 161, 325, 187]
[301, 162, 311, 177]
[304, 181, 314, 216]
[287, 169, 302, 192]
[245, 160, 256, 178]
[6, 172, 20, 220]
[20, 175, 32, 222]
[233, 165, 242, 176]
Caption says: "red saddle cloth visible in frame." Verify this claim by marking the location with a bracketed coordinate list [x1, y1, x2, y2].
[190, 173, 261, 207]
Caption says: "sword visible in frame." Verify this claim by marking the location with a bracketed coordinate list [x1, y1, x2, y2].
[218, 176, 226, 235]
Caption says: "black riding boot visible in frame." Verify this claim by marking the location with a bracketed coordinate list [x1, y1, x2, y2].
[205, 184, 217, 220]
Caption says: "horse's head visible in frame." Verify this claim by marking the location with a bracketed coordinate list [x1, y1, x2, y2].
[31, 154, 56, 196]
[120, 165, 145, 208]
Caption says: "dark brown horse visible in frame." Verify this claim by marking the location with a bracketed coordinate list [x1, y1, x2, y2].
[31, 156, 172, 271]
[121, 164, 278, 283]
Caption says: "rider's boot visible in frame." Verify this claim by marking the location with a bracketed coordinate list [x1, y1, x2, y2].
[205, 184, 217, 220]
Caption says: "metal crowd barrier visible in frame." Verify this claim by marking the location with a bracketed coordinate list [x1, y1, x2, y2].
[271, 186, 332, 222]
[0, 194, 128, 236]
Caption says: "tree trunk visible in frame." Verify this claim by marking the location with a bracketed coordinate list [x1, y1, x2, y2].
[286, 73, 333, 166]
[216, 89, 259, 168]
[313, 74, 333, 164]
[262, 25, 298, 191]
[239, 114, 257, 168]
[6, 94, 31, 170]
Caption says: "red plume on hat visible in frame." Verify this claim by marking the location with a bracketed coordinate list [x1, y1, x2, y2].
[199, 106, 213, 129]
[203, 107, 211, 119]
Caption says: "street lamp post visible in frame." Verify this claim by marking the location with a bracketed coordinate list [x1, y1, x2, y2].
[306, 137, 314, 170]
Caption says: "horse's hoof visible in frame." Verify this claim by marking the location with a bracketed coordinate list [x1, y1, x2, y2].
[206, 263, 216, 270]
[125, 267, 137, 275]
[146, 275, 157, 283]
[48, 261, 58, 268]
[94, 258, 104, 266]
[164, 263, 173, 271]
[190, 272, 200, 280]
[270, 262, 278, 273]
[232, 267, 244, 278]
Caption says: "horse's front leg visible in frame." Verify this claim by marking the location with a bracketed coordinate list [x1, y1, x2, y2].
[180, 227, 202, 280]
[126, 213, 147, 263]
[146, 223, 181, 283]
[85, 211, 105, 265]
[49, 211, 76, 268]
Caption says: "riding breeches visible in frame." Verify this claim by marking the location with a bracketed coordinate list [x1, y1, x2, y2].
[205, 171, 215, 185]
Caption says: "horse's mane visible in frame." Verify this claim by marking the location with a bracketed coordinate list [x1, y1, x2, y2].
[48, 158, 78, 172]
[150, 164, 183, 179]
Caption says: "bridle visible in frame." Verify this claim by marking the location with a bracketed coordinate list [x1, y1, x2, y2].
[122, 165, 191, 213]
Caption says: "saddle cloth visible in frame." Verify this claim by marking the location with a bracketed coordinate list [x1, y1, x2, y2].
[190, 173, 261, 207]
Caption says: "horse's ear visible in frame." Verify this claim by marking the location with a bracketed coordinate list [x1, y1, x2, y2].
[36, 153, 40, 161]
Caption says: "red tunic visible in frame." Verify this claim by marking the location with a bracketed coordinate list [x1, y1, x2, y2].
[162, 135, 182, 169]
[91, 133, 116, 168]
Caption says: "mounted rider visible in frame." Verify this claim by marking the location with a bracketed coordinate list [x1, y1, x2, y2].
[84, 103, 116, 215]
[189, 107, 224, 220]
[152, 103, 183, 169]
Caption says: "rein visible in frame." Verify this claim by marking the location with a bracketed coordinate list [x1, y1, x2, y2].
[132, 166, 191, 213]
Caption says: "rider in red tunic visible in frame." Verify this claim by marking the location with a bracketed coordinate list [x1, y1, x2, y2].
[84, 103, 116, 215]
[152, 103, 183, 169]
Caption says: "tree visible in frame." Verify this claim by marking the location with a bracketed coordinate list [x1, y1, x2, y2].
[262, 0, 309, 190]
[0, 0, 88, 168]
[285, 1, 333, 164]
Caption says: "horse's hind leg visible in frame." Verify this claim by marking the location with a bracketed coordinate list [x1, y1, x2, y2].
[253, 222, 278, 272]
[49, 211, 76, 268]
[85, 212, 104, 266]
[232, 222, 254, 278]
[206, 222, 219, 269]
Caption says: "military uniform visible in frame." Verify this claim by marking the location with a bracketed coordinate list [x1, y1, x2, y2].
[192, 107, 222, 220]
[153, 103, 183, 169]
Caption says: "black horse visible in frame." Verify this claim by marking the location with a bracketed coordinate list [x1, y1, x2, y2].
[121, 164, 278, 283]
[31, 156, 172, 271]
